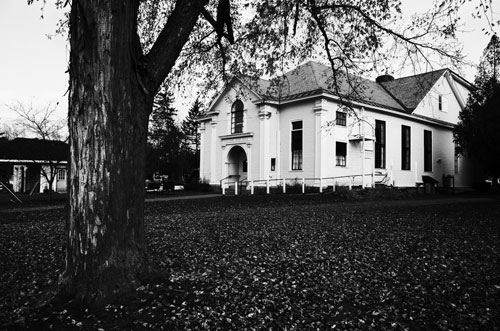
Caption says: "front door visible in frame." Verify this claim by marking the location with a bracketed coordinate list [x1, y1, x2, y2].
[227, 145, 248, 183]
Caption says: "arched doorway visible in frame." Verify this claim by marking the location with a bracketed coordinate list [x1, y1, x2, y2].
[227, 145, 248, 181]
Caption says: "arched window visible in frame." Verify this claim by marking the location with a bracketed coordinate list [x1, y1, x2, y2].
[231, 100, 244, 134]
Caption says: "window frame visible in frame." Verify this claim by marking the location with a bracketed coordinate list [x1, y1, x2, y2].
[57, 169, 66, 181]
[336, 141, 347, 167]
[336, 111, 347, 126]
[291, 120, 303, 171]
[424, 130, 432, 172]
[375, 120, 386, 169]
[231, 100, 244, 134]
[401, 125, 411, 170]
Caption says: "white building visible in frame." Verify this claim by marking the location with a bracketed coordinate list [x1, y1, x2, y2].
[199, 61, 479, 191]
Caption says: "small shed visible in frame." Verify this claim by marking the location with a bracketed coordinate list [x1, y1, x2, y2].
[0, 138, 69, 194]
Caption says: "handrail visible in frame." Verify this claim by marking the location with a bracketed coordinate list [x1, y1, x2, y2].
[219, 174, 240, 194]
[243, 173, 385, 184]
[221, 172, 388, 195]
[0, 180, 23, 204]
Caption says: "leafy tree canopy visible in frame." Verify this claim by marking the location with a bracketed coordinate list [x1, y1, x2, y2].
[39, 0, 498, 99]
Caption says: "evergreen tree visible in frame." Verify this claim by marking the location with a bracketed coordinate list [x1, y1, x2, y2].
[454, 35, 500, 185]
[182, 97, 203, 153]
[147, 87, 184, 179]
[180, 98, 203, 181]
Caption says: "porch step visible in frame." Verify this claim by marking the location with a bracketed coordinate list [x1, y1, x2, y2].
[222, 187, 251, 196]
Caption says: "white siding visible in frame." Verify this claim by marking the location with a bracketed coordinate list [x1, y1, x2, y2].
[199, 74, 478, 189]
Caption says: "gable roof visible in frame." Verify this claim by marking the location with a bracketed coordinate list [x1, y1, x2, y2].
[239, 62, 404, 111]
[0, 138, 68, 162]
[379, 69, 448, 111]
[236, 61, 467, 114]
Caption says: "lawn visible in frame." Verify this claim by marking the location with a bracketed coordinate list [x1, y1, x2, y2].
[1, 194, 499, 330]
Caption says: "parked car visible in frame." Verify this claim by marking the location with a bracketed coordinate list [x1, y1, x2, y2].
[145, 174, 183, 192]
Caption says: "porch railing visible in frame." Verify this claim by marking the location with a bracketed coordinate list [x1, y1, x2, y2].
[219, 175, 240, 195]
[220, 172, 388, 195]
[0, 180, 23, 204]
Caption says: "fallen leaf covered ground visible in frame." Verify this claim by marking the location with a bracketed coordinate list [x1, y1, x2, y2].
[1, 194, 499, 330]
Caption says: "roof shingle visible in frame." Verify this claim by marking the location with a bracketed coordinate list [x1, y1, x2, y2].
[0, 138, 68, 162]
[240, 61, 450, 113]
[379, 69, 447, 111]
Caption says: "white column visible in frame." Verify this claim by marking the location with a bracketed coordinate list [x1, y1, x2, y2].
[210, 122, 217, 183]
[259, 106, 271, 180]
[313, 99, 326, 179]
[246, 143, 252, 182]
[415, 161, 418, 183]
[276, 129, 281, 180]
[199, 124, 206, 181]
[361, 136, 365, 188]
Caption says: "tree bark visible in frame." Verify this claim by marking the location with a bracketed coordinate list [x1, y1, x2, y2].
[61, 0, 209, 307]
[62, 0, 151, 305]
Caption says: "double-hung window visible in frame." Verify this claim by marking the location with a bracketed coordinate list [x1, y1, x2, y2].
[336, 111, 347, 126]
[401, 125, 411, 170]
[291, 121, 303, 170]
[375, 120, 386, 169]
[424, 130, 432, 172]
[336, 142, 347, 167]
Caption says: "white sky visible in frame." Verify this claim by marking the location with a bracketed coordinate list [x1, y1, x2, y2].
[0, 0, 498, 128]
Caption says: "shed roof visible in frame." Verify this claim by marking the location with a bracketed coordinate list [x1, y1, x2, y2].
[0, 138, 68, 162]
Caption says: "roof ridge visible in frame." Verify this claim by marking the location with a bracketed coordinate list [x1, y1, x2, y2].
[391, 68, 448, 82]
[379, 68, 449, 111]
[308, 62, 322, 90]
[378, 82, 411, 112]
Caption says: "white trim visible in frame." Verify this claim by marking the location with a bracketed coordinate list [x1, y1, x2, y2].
[219, 132, 254, 140]
[445, 73, 466, 110]
[256, 92, 456, 129]
[0, 159, 68, 164]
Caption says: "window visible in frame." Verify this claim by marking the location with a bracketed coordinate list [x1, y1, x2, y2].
[438, 95, 442, 111]
[375, 120, 386, 169]
[401, 125, 411, 170]
[231, 100, 244, 134]
[336, 142, 347, 167]
[454, 146, 459, 174]
[336, 111, 347, 126]
[57, 169, 66, 180]
[291, 121, 303, 170]
[243, 160, 248, 173]
[424, 130, 432, 172]
[271, 158, 276, 171]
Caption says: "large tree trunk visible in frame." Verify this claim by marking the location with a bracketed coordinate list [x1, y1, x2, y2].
[62, 0, 152, 305]
[61, 0, 208, 306]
